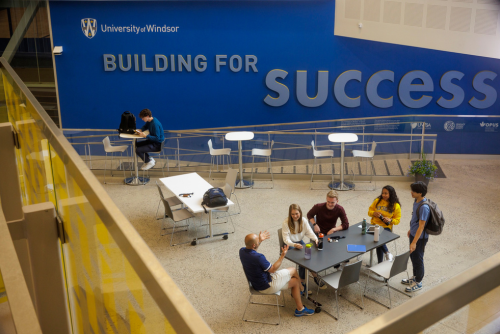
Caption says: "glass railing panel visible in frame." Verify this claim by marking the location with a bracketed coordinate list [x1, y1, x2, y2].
[427, 285, 500, 333]
[1, 58, 210, 334]
[49, 144, 174, 333]
[1, 67, 53, 206]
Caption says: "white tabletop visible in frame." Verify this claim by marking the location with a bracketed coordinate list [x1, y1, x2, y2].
[225, 131, 254, 141]
[160, 173, 233, 214]
[119, 130, 149, 139]
[328, 133, 358, 143]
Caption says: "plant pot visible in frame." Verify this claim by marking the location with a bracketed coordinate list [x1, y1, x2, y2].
[415, 173, 430, 186]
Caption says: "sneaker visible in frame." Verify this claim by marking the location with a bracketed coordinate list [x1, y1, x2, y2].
[385, 253, 394, 262]
[405, 281, 423, 292]
[301, 283, 312, 295]
[313, 277, 327, 289]
[294, 306, 315, 317]
[141, 159, 156, 171]
[401, 276, 415, 285]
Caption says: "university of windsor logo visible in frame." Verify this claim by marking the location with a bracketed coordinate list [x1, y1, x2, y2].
[81, 18, 97, 39]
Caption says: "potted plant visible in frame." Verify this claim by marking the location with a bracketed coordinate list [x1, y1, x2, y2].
[407, 153, 437, 186]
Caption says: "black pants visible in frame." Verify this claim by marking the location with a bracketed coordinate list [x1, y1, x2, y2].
[376, 227, 392, 263]
[136, 140, 161, 163]
[409, 235, 428, 283]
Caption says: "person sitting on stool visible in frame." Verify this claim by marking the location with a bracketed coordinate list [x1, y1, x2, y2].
[135, 108, 164, 171]
[239, 230, 315, 317]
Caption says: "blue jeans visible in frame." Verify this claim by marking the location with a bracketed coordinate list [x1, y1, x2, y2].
[136, 140, 161, 163]
[409, 234, 428, 283]
[376, 227, 393, 263]
[288, 240, 306, 279]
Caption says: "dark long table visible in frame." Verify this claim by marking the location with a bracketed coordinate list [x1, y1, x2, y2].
[285, 222, 400, 313]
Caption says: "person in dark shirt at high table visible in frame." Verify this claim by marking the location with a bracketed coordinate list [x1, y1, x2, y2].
[135, 108, 165, 171]
[307, 190, 350, 275]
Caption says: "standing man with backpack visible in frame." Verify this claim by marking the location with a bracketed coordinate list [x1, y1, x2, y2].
[136, 108, 164, 171]
[401, 181, 430, 292]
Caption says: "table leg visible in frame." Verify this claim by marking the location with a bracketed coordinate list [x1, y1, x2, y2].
[209, 209, 213, 238]
[125, 138, 150, 185]
[235, 140, 252, 188]
[330, 142, 354, 191]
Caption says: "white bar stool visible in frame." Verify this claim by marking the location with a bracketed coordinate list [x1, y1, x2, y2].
[208, 139, 232, 178]
[351, 141, 377, 191]
[102, 136, 130, 184]
[310, 140, 334, 190]
[251, 140, 274, 189]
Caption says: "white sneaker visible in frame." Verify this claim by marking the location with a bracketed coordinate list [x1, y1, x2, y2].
[385, 253, 394, 262]
[141, 159, 156, 171]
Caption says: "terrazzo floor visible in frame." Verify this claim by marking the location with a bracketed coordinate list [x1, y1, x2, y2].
[101, 158, 500, 334]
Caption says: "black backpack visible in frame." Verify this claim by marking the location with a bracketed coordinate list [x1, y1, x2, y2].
[416, 198, 445, 236]
[118, 111, 136, 134]
[201, 188, 228, 213]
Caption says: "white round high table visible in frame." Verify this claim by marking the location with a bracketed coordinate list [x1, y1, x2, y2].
[225, 131, 254, 189]
[119, 132, 149, 186]
[328, 133, 358, 191]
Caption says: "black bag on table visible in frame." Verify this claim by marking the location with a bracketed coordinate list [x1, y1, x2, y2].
[201, 188, 228, 213]
[118, 111, 136, 134]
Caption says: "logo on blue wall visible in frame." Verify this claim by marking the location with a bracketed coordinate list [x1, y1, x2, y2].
[81, 18, 97, 39]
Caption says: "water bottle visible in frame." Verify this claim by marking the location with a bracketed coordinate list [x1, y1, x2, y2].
[374, 226, 380, 242]
[362, 218, 367, 235]
[318, 233, 324, 250]
[305, 244, 312, 259]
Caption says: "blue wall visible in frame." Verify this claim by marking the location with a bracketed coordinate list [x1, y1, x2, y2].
[50, 1, 500, 154]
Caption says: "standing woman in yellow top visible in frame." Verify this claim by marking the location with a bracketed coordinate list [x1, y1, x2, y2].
[368, 185, 402, 263]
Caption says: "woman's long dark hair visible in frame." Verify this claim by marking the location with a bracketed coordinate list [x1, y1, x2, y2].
[375, 185, 401, 213]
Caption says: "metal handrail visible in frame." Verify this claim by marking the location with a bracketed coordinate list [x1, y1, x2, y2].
[349, 251, 500, 334]
[0, 204, 43, 334]
[0, 57, 213, 334]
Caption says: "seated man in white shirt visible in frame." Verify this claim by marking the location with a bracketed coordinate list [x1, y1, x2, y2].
[281, 204, 326, 290]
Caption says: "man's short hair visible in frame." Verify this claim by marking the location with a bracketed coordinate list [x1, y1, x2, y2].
[326, 190, 339, 200]
[411, 181, 427, 197]
[139, 108, 152, 118]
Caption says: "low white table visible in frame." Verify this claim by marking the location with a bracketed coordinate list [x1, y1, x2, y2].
[328, 133, 358, 191]
[119, 132, 149, 185]
[160, 172, 234, 245]
[225, 131, 254, 189]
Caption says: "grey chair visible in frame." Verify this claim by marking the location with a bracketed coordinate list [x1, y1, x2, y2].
[363, 251, 412, 309]
[319, 260, 364, 320]
[242, 274, 285, 325]
[155, 182, 184, 236]
[156, 184, 195, 246]
[204, 183, 235, 234]
[251, 140, 274, 189]
[217, 168, 241, 216]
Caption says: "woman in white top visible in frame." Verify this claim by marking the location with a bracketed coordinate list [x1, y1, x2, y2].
[282, 204, 326, 290]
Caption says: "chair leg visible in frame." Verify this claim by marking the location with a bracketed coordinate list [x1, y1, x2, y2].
[251, 155, 255, 189]
[269, 156, 274, 189]
[310, 157, 316, 189]
[387, 278, 392, 309]
[242, 294, 282, 325]
[104, 152, 108, 184]
[276, 295, 280, 325]
[209, 156, 214, 179]
[335, 290, 340, 321]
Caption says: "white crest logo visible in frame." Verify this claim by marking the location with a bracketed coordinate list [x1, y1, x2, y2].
[444, 121, 455, 132]
[81, 18, 97, 39]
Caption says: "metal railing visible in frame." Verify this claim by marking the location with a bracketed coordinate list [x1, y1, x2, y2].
[349, 251, 500, 334]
